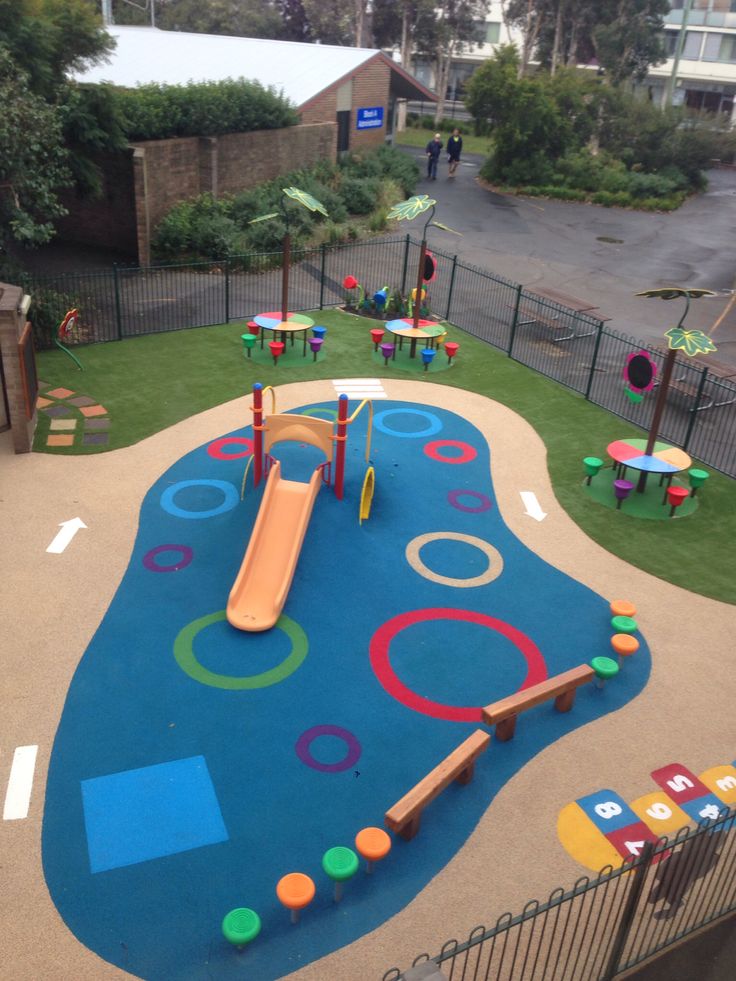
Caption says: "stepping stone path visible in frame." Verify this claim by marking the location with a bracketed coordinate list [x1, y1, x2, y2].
[36, 382, 110, 450]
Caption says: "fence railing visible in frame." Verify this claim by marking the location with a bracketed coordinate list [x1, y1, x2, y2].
[23, 235, 736, 478]
[382, 808, 736, 981]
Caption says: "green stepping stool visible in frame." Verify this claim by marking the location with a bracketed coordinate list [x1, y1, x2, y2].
[241, 333, 257, 358]
[591, 656, 619, 689]
[611, 615, 637, 634]
[322, 845, 359, 902]
[222, 907, 261, 949]
[688, 468, 709, 497]
[583, 456, 604, 485]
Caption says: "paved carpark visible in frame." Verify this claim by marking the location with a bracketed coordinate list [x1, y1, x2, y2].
[399, 146, 736, 366]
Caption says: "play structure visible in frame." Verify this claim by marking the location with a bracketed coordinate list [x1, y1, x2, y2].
[227, 383, 373, 631]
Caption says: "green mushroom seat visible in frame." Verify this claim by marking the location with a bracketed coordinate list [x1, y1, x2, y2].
[611, 614, 637, 634]
[688, 468, 709, 497]
[241, 333, 257, 358]
[583, 456, 604, 485]
[591, 656, 620, 688]
[322, 845, 359, 902]
[222, 907, 261, 949]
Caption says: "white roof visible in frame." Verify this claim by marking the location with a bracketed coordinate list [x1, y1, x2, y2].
[72, 26, 383, 106]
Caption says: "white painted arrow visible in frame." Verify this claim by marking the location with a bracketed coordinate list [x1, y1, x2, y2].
[46, 517, 87, 554]
[520, 491, 547, 522]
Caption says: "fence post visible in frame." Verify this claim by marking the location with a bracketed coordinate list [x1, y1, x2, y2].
[584, 322, 605, 401]
[508, 284, 522, 358]
[401, 234, 411, 294]
[682, 365, 709, 451]
[603, 842, 654, 980]
[224, 257, 230, 323]
[319, 243, 327, 310]
[112, 264, 123, 340]
[445, 254, 458, 322]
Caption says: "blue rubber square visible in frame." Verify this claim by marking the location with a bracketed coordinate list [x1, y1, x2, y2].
[81, 756, 228, 873]
[576, 789, 637, 834]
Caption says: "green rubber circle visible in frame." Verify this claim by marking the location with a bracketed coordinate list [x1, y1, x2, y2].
[222, 907, 261, 946]
[174, 610, 308, 690]
[689, 468, 708, 484]
[583, 456, 603, 471]
[611, 615, 637, 633]
[322, 846, 359, 882]
[591, 656, 620, 680]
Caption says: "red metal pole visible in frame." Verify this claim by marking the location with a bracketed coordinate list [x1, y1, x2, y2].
[334, 393, 348, 500]
[253, 382, 263, 488]
[281, 231, 291, 323]
[637, 348, 677, 492]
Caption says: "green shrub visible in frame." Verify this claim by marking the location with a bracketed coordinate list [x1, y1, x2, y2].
[592, 190, 633, 208]
[25, 286, 82, 347]
[114, 79, 298, 140]
[626, 171, 677, 199]
[340, 176, 381, 215]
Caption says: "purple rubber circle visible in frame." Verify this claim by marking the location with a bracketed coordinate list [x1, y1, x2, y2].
[447, 489, 492, 513]
[142, 544, 194, 573]
[295, 725, 362, 773]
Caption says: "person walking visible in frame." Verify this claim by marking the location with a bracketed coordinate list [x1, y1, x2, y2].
[447, 128, 463, 177]
[425, 133, 443, 180]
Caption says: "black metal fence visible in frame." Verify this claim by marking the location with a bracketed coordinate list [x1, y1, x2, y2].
[383, 808, 736, 981]
[24, 236, 736, 477]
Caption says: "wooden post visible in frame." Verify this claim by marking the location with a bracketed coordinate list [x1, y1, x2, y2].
[281, 231, 291, 323]
[334, 394, 348, 500]
[638, 348, 677, 492]
[413, 238, 427, 331]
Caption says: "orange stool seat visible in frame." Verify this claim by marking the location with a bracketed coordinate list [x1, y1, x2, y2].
[611, 633, 639, 666]
[610, 600, 636, 619]
[276, 872, 315, 923]
[355, 827, 392, 873]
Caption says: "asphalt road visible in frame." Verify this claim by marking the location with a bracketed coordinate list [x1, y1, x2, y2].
[401, 147, 736, 365]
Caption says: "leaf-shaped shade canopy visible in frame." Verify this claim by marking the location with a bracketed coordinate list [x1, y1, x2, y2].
[664, 327, 718, 357]
[387, 195, 437, 222]
[636, 287, 718, 300]
[282, 186, 328, 216]
[248, 212, 280, 224]
[432, 219, 462, 236]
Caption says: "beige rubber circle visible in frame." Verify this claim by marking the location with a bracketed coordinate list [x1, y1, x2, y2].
[405, 532, 503, 588]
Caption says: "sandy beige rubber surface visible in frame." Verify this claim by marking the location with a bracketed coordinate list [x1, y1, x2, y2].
[1, 380, 734, 981]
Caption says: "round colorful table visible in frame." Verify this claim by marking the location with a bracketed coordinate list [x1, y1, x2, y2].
[385, 318, 445, 359]
[254, 312, 314, 355]
[606, 438, 691, 492]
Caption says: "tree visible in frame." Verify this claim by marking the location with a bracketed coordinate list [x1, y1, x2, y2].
[0, 46, 71, 247]
[153, 0, 284, 38]
[505, 0, 668, 83]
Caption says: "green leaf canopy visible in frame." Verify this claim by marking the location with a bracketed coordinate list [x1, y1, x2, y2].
[387, 195, 437, 222]
[664, 328, 717, 357]
[282, 186, 328, 216]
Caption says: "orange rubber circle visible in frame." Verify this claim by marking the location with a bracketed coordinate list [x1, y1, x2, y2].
[276, 872, 315, 910]
[611, 633, 640, 656]
[610, 600, 636, 618]
[355, 827, 392, 862]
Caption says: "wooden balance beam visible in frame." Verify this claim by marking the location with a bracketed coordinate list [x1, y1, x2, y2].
[385, 729, 491, 841]
[481, 664, 594, 742]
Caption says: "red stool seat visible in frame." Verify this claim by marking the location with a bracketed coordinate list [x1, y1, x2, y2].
[667, 486, 689, 507]
[247, 320, 259, 336]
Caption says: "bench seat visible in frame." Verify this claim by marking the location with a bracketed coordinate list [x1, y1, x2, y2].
[482, 664, 594, 741]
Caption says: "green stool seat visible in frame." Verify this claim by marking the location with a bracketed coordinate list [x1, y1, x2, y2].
[688, 468, 709, 497]
[583, 456, 604, 485]
[241, 333, 257, 358]
[591, 656, 619, 688]
[611, 615, 637, 634]
[322, 846, 359, 902]
[222, 907, 261, 948]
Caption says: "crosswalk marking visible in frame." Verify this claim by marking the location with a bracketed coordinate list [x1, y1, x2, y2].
[331, 379, 387, 400]
[3, 745, 38, 821]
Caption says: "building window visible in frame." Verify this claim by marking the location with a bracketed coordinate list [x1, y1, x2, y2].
[485, 22, 500, 44]
[703, 32, 736, 60]
[683, 30, 704, 57]
[664, 29, 679, 55]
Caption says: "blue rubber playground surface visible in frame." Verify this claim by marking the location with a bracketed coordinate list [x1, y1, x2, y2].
[42, 400, 650, 980]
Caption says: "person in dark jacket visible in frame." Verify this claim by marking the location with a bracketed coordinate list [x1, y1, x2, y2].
[425, 133, 443, 180]
[447, 128, 463, 177]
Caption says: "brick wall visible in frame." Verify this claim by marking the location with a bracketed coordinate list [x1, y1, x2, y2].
[57, 123, 335, 265]
[0, 283, 35, 453]
[351, 59, 391, 151]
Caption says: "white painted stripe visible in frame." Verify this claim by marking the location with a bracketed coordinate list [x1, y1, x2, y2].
[339, 392, 388, 399]
[3, 745, 38, 820]
[336, 388, 387, 396]
[331, 378, 383, 385]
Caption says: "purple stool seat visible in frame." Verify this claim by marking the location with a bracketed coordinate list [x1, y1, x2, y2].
[613, 478, 634, 510]
[308, 337, 323, 361]
[379, 342, 395, 365]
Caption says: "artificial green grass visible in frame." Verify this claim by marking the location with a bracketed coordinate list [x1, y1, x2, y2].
[35, 309, 735, 604]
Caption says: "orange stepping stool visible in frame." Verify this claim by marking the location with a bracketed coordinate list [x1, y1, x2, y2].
[611, 633, 639, 667]
[610, 600, 636, 619]
[276, 872, 315, 923]
[355, 826, 392, 874]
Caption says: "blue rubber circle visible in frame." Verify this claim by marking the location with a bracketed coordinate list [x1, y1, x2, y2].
[374, 408, 442, 438]
[160, 480, 239, 519]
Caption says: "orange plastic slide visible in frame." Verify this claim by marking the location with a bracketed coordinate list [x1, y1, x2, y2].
[227, 460, 322, 632]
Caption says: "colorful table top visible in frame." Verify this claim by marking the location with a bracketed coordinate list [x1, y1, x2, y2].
[607, 438, 691, 475]
[254, 312, 314, 333]
[386, 318, 445, 339]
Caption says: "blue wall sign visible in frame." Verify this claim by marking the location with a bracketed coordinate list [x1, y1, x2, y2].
[356, 106, 384, 130]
